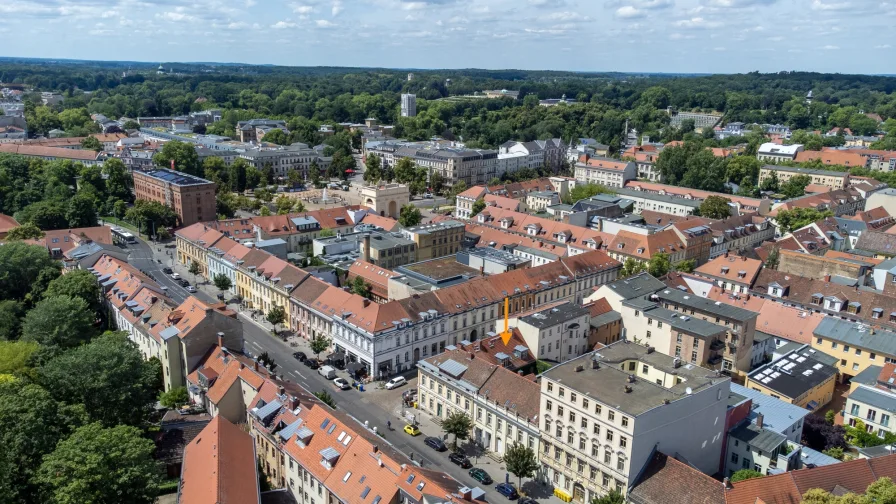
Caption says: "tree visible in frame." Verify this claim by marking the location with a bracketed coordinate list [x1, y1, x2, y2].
[275, 194, 294, 214]
[229, 158, 249, 192]
[5, 222, 44, 241]
[309, 159, 322, 185]
[394, 157, 417, 184]
[674, 259, 696, 273]
[503, 442, 539, 488]
[564, 183, 615, 204]
[319, 228, 336, 238]
[441, 411, 473, 451]
[399, 204, 422, 227]
[188, 261, 201, 277]
[65, 192, 98, 228]
[153, 140, 200, 176]
[159, 386, 189, 408]
[266, 305, 286, 330]
[262, 128, 288, 145]
[620, 258, 646, 278]
[103, 158, 133, 202]
[79, 136, 102, 152]
[591, 490, 624, 504]
[0, 241, 61, 303]
[15, 200, 68, 230]
[36, 422, 160, 504]
[363, 154, 382, 184]
[45, 269, 102, 313]
[122, 120, 140, 130]
[780, 174, 812, 199]
[647, 252, 672, 277]
[257, 351, 278, 373]
[765, 246, 780, 269]
[776, 207, 833, 234]
[803, 414, 847, 451]
[0, 383, 86, 504]
[0, 340, 38, 377]
[471, 198, 486, 217]
[213, 273, 233, 291]
[314, 390, 336, 408]
[760, 170, 780, 192]
[0, 301, 24, 340]
[351, 276, 372, 299]
[699, 195, 732, 219]
[822, 446, 845, 460]
[825, 410, 837, 424]
[38, 331, 158, 427]
[22, 295, 95, 348]
[310, 335, 331, 362]
[125, 199, 178, 231]
[726, 156, 761, 186]
[730, 469, 764, 482]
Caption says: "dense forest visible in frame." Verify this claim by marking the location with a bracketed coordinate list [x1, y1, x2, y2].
[3, 61, 896, 152]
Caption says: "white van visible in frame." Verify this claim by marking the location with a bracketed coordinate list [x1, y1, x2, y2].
[318, 365, 337, 380]
[385, 376, 407, 390]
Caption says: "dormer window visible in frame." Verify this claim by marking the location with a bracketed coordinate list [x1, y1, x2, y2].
[738, 271, 746, 279]
[811, 293, 823, 305]
[872, 308, 883, 319]
[848, 302, 861, 315]
[721, 266, 729, 274]
[636, 247, 645, 254]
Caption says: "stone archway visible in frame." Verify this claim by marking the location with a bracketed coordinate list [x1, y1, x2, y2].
[366, 197, 374, 206]
[470, 329, 478, 342]
[388, 200, 398, 219]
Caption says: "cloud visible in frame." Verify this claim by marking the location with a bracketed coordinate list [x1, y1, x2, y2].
[875, 44, 892, 49]
[811, 0, 851, 9]
[615, 6, 644, 18]
[272, 20, 297, 29]
[822, 44, 839, 49]
[669, 32, 695, 39]
[675, 17, 722, 28]
[315, 19, 336, 27]
[332, 0, 343, 16]
[713, 46, 726, 51]
[157, 10, 196, 22]
[706, 0, 778, 7]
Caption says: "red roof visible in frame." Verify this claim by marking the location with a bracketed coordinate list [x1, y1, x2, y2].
[178, 416, 260, 504]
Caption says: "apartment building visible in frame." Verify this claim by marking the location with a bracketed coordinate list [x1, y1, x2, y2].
[508, 302, 591, 361]
[845, 384, 896, 437]
[401, 93, 417, 117]
[365, 140, 499, 188]
[497, 139, 568, 175]
[757, 143, 804, 163]
[539, 341, 730, 502]
[455, 185, 489, 219]
[574, 157, 636, 188]
[812, 317, 896, 381]
[759, 165, 849, 190]
[613, 187, 701, 216]
[417, 346, 541, 458]
[745, 346, 838, 409]
[669, 110, 723, 129]
[526, 191, 561, 212]
[179, 416, 261, 504]
[236, 119, 288, 143]
[695, 254, 764, 294]
[238, 143, 327, 179]
[133, 168, 216, 226]
[401, 220, 466, 261]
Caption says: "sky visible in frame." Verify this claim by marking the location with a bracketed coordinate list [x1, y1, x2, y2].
[0, 0, 893, 74]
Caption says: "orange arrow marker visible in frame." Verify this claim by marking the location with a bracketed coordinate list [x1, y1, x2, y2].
[500, 296, 513, 346]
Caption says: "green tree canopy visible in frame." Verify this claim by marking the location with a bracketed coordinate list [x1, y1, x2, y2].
[79, 136, 102, 152]
[36, 422, 160, 504]
[310, 335, 331, 361]
[471, 198, 486, 217]
[213, 273, 233, 291]
[399, 204, 423, 227]
[45, 269, 102, 313]
[699, 195, 732, 219]
[22, 295, 96, 348]
[564, 183, 615, 204]
[15, 200, 68, 230]
[65, 192, 99, 228]
[0, 241, 61, 303]
[153, 140, 200, 176]
[38, 331, 158, 427]
[266, 305, 286, 329]
[159, 386, 189, 408]
[0, 301, 24, 340]
[775, 207, 833, 234]
[351, 276, 372, 299]
[780, 174, 812, 199]
[730, 469, 763, 482]
[261, 128, 289, 145]
[647, 252, 672, 277]
[441, 411, 473, 451]
[5, 222, 44, 241]
[503, 442, 539, 488]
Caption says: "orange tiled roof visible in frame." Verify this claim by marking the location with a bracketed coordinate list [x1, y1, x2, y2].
[0, 213, 20, 235]
[695, 254, 763, 285]
[178, 416, 260, 504]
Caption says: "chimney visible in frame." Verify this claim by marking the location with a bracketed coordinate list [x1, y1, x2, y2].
[362, 234, 371, 263]
[724, 477, 732, 490]
[724, 251, 729, 258]
[756, 413, 764, 428]
[824, 274, 831, 282]
[623, 385, 633, 393]
[362, 298, 371, 307]
[253, 361, 259, 372]
[372, 445, 379, 453]
[278, 385, 285, 396]
[469, 352, 475, 360]
[289, 395, 300, 410]
[217, 332, 225, 348]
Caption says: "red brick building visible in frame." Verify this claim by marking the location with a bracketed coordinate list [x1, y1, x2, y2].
[132, 168, 216, 226]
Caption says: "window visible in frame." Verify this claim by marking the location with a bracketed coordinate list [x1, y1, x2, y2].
[867, 409, 877, 422]
[608, 411, 615, 422]
[883, 414, 890, 427]
[606, 431, 614, 443]
[567, 430, 574, 444]
[547, 382, 553, 393]
[546, 400, 552, 412]
[581, 418, 588, 429]
[617, 456, 625, 471]
[593, 424, 600, 436]
[731, 453, 739, 464]
[832, 342, 838, 349]
[558, 406, 564, 418]
[621, 417, 629, 428]
[570, 393, 577, 403]
[604, 451, 612, 464]
[646, 331, 651, 339]
[583, 399, 589, 409]
[559, 387, 565, 398]
[595, 404, 602, 416]
[620, 436, 627, 448]
[579, 437, 586, 450]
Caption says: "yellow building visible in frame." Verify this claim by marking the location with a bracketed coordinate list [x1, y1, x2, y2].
[758, 165, 848, 190]
[744, 344, 839, 409]
[401, 220, 466, 261]
[812, 317, 896, 382]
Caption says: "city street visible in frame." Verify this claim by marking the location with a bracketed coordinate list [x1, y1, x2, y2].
[123, 234, 559, 503]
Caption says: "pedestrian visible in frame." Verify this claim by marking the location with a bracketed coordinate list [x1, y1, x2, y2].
[387, 420, 391, 430]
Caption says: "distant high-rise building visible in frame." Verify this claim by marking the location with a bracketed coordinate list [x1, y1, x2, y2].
[407, 72, 414, 81]
[401, 93, 417, 118]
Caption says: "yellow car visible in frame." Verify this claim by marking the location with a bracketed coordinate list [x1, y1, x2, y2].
[403, 424, 421, 436]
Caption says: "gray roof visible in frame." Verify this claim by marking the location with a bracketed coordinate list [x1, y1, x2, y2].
[849, 386, 896, 414]
[729, 421, 786, 453]
[437, 359, 468, 378]
[748, 347, 838, 400]
[613, 187, 702, 208]
[604, 272, 668, 300]
[655, 288, 758, 323]
[856, 231, 896, 255]
[852, 365, 883, 387]
[798, 446, 841, 467]
[857, 445, 896, 458]
[730, 384, 810, 435]
[541, 340, 728, 417]
[591, 310, 622, 327]
[159, 326, 181, 341]
[519, 302, 589, 329]
[763, 165, 847, 177]
[814, 317, 896, 356]
[636, 304, 728, 339]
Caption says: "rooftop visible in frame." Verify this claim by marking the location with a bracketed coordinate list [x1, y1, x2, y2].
[747, 347, 838, 402]
[730, 384, 810, 435]
[140, 168, 214, 186]
[762, 164, 846, 177]
[849, 385, 896, 415]
[729, 421, 786, 453]
[542, 340, 727, 417]
[602, 272, 668, 301]
[655, 288, 758, 322]
[814, 317, 896, 357]
[518, 302, 589, 329]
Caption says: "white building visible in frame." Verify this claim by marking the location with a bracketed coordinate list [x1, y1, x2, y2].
[574, 158, 636, 189]
[757, 143, 804, 163]
[401, 93, 417, 118]
[508, 302, 591, 361]
[538, 341, 730, 502]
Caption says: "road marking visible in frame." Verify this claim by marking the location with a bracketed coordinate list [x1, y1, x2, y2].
[251, 341, 262, 350]
[295, 371, 306, 379]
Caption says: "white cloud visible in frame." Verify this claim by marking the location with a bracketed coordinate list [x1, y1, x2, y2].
[245, 0, 256, 6]
[272, 20, 297, 29]
[811, 0, 851, 10]
[875, 44, 892, 49]
[291, 3, 314, 17]
[669, 32, 695, 39]
[157, 11, 196, 22]
[675, 17, 722, 28]
[706, 0, 778, 7]
[315, 19, 336, 27]
[332, 0, 343, 16]
[713, 46, 726, 51]
[822, 44, 839, 49]
[615, 6, 643, 18]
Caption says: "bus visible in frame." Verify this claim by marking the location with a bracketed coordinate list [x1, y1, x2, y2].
[111, 227, 136, 244]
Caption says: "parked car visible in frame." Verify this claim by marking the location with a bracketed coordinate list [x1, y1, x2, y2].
[303, 359, 319, 370]
[292, 352, 307, 361]
[495, 483, 519, 500]
[424, 436, 446, 452]
[162, 267, 173, 274]
[318, 365, 337, 379]
[170, 272, 181, 280]
[186, 286, 197, 293]
[519, 497, 538, 504]
[179, 279, 190, 287]
[333, 377, 350, 390]
[403, 424, 421, 436]
[468, 468, 492, 485]
[448, 452, 471, 468]
[385, 376, 407, 390]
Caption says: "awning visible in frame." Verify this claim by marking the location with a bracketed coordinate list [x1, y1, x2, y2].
[346, 362, 365, 373]
[807, 400, 819, 410]
[328, 351, 346, 360]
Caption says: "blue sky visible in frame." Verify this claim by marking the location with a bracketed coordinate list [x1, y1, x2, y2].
[0, 0, 893, 74]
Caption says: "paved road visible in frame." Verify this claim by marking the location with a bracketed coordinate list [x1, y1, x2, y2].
[128, 233, 557, 503]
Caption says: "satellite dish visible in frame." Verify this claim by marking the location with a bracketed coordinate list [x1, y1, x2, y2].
[685, 387, 693, 395]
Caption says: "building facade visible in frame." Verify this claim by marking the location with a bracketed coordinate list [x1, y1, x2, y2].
[133, 168, 217, 226]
